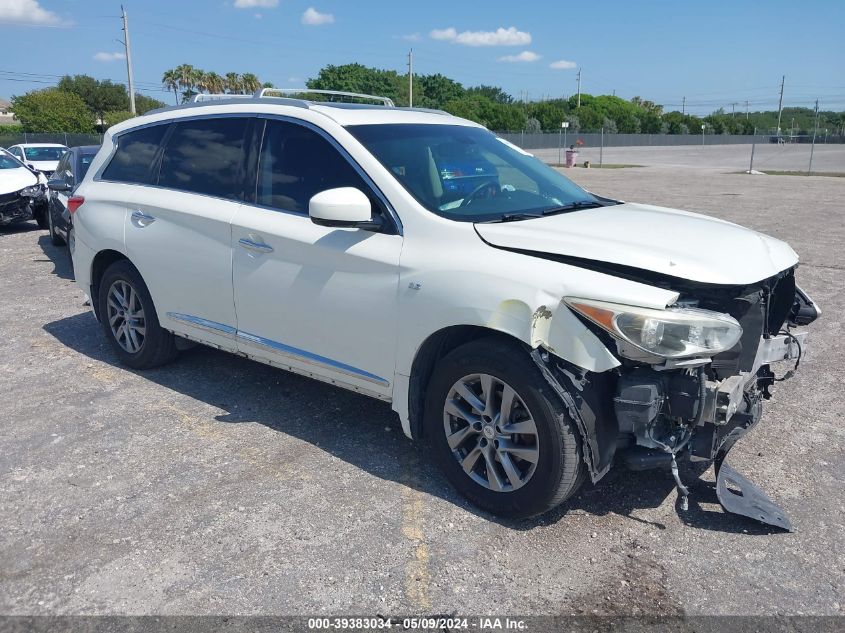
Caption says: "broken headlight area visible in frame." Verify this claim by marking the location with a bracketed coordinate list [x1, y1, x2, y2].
[565, 267, 815, 530]
[565, 297, 743, 360]
[0, 190, 36, 226]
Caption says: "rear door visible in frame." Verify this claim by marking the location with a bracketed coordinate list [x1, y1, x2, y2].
[230, 117, 402, 396]
[123, 116, 252, 350]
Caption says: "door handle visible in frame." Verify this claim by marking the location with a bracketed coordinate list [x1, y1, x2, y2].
[238, 237, 274, 254]
[130, 209, 156, 227]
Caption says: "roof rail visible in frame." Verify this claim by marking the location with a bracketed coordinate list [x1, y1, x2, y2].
[192, 93, 251, 102]
[254, 88, 395, 107]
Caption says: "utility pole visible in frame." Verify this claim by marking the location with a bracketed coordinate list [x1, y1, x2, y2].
[730, 102, 737, 117]
[745, 100, 749, 119]
[682, 96, 685, 115]
[775, 74, 785, 139]
[407, 49, 413, 107]
[576, 68, 581, 108]
[809, 99, 819, 174]
[121, 6, 136, 115]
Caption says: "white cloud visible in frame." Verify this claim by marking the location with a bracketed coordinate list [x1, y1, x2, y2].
[499, 50, 541, 63]
[549, 59, 577, 70]
[301, 7, 334, 25]
[288, 77, 301, 83]
[0, 0, 59, 25]
[401, 32, 421, 42]
[430, 26, 530, 47]
[93, 51, 126, 62]
[233, 0, 278, 8]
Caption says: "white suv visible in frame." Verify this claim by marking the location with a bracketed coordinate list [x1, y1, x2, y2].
[71, 90, 818, 523]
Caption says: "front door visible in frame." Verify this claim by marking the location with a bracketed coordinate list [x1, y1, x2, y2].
[231, 118, 402, 396]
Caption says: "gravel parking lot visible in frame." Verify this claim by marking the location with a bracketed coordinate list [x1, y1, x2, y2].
[1, 163, 843, 618]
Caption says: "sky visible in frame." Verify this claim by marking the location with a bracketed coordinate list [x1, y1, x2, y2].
[2, 0, 844, 115]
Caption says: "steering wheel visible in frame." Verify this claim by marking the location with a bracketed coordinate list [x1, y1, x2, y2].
[459, 178, 500, 208]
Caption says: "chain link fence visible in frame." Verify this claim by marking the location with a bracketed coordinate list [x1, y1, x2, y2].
[1, 132, 103, 148]
[494, 131, 845, 150]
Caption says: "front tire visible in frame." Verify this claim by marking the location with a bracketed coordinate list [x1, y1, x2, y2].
[98, 260, 177, 369]
[34, 203, 49, 230]
[48, 206, 65, 245]
[424, 338, 584, 519]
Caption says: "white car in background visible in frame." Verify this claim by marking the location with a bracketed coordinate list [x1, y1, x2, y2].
[0, 148, 48, 228]
[5, 143, 68, 177]
[68, 90, 817, 526]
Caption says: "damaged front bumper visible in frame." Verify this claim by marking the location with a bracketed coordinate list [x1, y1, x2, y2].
[0, 185, 45, 226]
[535, 275, 818, 531]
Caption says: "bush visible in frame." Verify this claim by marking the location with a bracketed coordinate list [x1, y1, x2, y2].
[102, 110, 136, 128]
[11, 88, 95, 133]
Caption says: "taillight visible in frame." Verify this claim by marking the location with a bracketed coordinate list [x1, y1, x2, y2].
[67, 195, 85, 214]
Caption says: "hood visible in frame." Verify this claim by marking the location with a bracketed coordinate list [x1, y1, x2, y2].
[0, 167, 38, 195]
[475, 202, 799, 285]
[27, 160, 59, 172]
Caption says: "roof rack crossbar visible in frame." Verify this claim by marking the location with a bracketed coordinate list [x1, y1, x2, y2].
[254, 88, 395, 107]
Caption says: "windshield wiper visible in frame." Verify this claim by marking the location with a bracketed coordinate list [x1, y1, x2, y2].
[541, 200, 606, 216]
[479, 212, 544, 223]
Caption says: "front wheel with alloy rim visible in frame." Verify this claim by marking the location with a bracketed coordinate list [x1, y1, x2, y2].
[97, 259, 177, 369]
[425, 338, 584, 519]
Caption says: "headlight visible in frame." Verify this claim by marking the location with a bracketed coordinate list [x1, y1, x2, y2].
[565, 298, 742, 359]
[20, 185, 41, 197]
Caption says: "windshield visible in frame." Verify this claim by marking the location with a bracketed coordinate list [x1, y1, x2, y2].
[348, 124, 599, 222]
[0, 152, 23, 170]
[23, 146, 67, 161]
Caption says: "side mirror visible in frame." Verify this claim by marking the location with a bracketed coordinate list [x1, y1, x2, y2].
[309, 187, 381, 230]
[47, 178, 72, 192]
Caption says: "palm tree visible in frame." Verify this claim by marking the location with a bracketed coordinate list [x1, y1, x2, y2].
[241, 73, 261, 94]
[162, 69, 180, 104]
[203, 72, 225, 95]
[225, 72, 241, 94]
[174, 64, 198, 102]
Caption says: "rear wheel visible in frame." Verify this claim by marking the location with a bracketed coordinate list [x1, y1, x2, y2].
[97, 260, 177, 369]
[425, 338, 584, 518]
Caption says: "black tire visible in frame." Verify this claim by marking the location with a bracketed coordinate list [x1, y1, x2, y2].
[98, 259, 177, 369]
[47, 206, 65, 246]
[425, 337, 584, 519]
[34, 203, 49, 230]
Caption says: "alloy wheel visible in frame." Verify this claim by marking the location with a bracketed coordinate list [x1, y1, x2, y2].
[443, 373, 539, 492]
[106, 280, 146, 354]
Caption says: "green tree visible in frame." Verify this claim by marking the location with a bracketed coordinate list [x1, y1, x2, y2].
[466, 85, 513, 104]
[415, 73, 464, 108]
[102, 110, 135, 128]
[57, 75, 128, 122]
[307, 63, 402, 104]
[11, 88, 95, 133]
[134, 93, 166, 115]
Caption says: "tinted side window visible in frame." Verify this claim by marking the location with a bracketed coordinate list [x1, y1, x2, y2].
[55, 152, 71, 176]
[158, 117, 249, 200]
[101, 124, 168, 184]
[256, 120, 370, 214]
[78, 153, 97, 181]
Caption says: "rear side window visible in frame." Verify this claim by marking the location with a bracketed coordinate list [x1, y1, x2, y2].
[101, 124, 168, 184]
[158, 117, 249, 200]
[256, 120, 370, 214]
[78, 153, 97, 180]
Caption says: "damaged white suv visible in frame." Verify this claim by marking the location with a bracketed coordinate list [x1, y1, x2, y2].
[71, 90, 818, 525]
